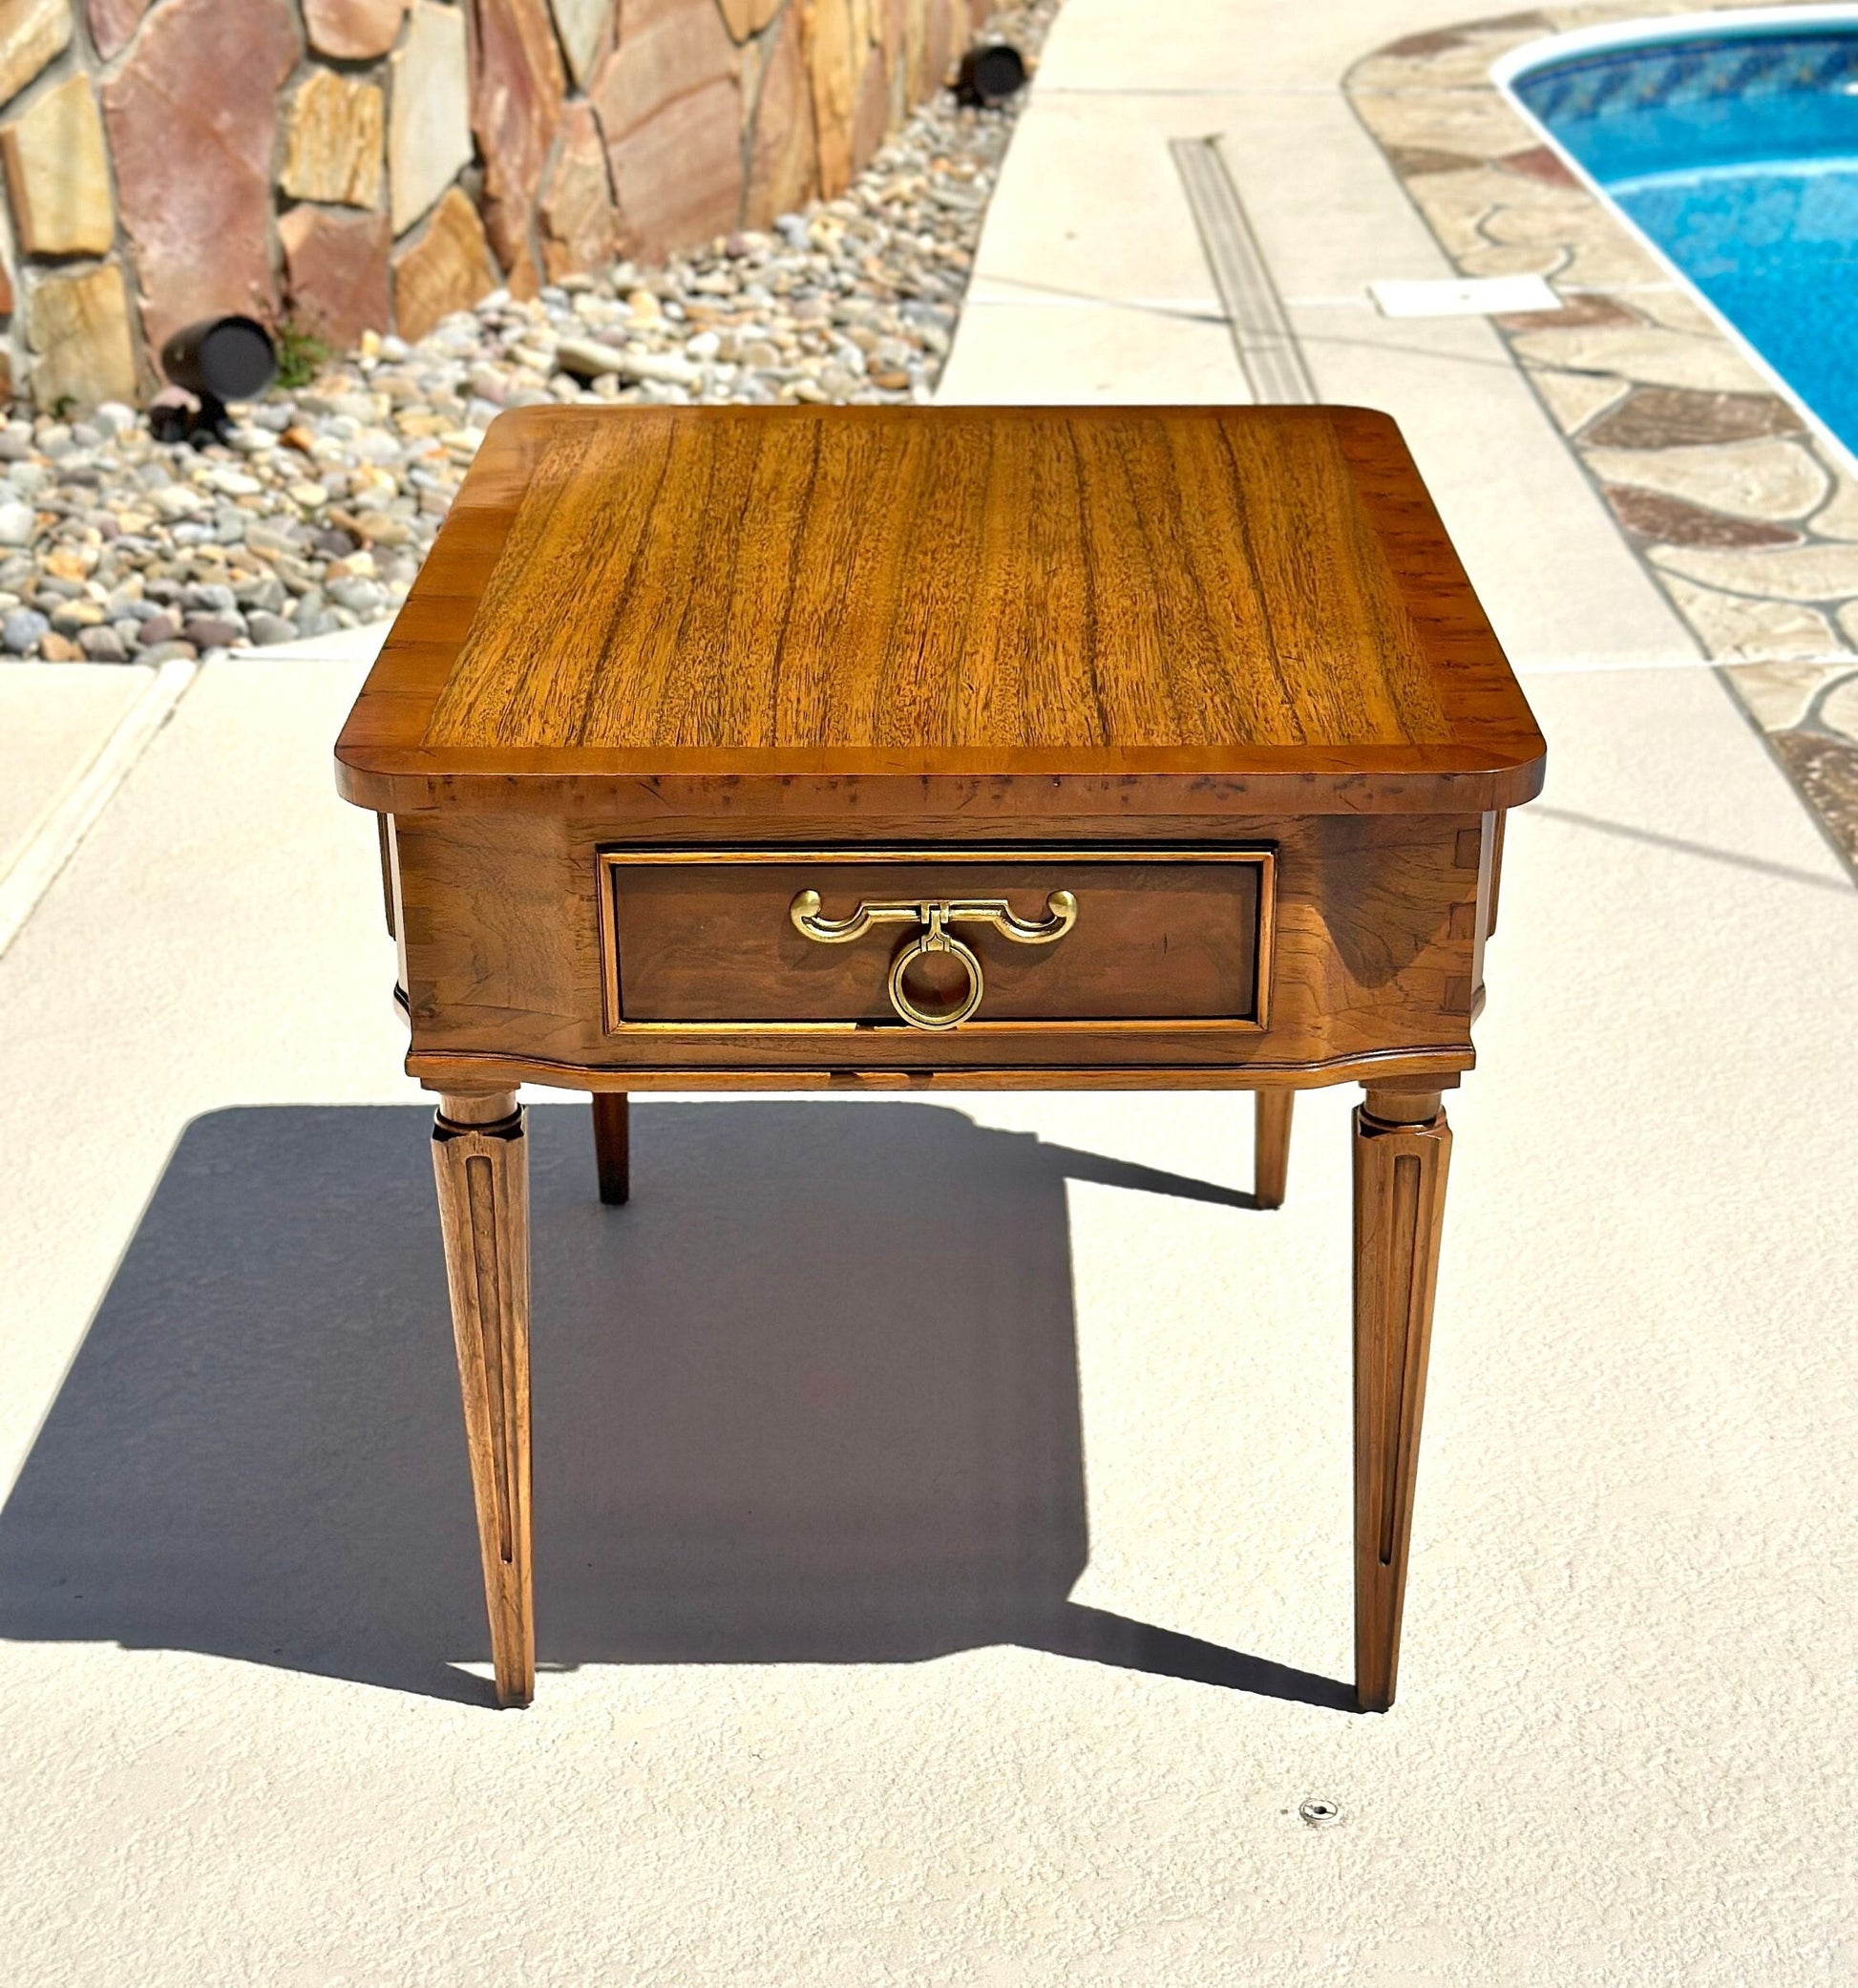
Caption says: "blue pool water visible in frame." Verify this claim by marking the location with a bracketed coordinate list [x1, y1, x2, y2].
[1513, 25, 1858, 449]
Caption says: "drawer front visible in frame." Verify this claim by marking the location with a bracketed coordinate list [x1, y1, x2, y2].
[599, 848, 1275, 1034]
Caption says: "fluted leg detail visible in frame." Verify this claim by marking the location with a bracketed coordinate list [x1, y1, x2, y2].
[1352, 1087, 1452, 1713]
[433, 1090, 534, 1708]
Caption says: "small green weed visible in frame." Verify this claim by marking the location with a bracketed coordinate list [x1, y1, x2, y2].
[273, 319, 333, 392]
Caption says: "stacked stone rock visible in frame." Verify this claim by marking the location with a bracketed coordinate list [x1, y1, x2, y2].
[0, 0, 995, 410]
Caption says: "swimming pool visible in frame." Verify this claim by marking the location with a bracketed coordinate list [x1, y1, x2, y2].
[1507, 16, 1858, 453]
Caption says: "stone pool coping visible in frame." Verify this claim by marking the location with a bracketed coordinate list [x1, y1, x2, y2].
[1345, 0, 1858, 874]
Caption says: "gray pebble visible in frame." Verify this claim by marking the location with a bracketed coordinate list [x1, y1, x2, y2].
[2, 606, 49, 653]
[245, 611, 296, 646]
[77, 625, 129, 662]
[327, 577, 387, 616]
[234, 575, 287, 614]
[244, 523, 303, 556]
[181, 613, 246, 648]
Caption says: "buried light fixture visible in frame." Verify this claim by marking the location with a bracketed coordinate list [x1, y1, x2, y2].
[150, 315, 277, 445]
[957, 41, 1027, 106]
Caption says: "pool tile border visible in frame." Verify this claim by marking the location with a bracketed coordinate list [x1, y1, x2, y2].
[1345, 1, 1858, 877]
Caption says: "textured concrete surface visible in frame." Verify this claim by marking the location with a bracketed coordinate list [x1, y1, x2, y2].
[4, 3, 1857, 1980]
[2, 646, 1854, 1984]
[0, 662, 149, 880]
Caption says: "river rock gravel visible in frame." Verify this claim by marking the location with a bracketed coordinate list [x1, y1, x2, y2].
[0, 0, 1057, 665]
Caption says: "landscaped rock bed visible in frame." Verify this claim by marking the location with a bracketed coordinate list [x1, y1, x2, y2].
[0, 0, 1055, 667]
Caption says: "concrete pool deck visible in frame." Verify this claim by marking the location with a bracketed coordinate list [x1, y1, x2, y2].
[2, 2, 1855, 1980]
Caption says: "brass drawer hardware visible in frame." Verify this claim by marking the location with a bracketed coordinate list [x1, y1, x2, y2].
[595, 847, 1277, 1037]
[789, 889, 1078, 1030]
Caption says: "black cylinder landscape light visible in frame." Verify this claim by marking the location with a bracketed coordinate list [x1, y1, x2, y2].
[161, 315, 276, 402]
[956, 41, 1026, 107]
[154, 315, 277, 440]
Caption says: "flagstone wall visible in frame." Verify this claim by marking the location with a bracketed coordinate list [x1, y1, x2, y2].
[0, 0, 990, 409]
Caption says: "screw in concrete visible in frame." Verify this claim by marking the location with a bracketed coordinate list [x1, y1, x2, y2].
[1298, 1797, 1343, 1829]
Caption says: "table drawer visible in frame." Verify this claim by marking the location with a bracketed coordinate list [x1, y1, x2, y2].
[599, 848, 1275, 1034]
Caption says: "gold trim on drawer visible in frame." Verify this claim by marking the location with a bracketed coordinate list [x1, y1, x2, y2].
[595, 847, 1277, 1038]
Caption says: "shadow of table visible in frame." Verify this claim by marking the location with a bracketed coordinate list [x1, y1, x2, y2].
[0, 1100, 1350, 1711]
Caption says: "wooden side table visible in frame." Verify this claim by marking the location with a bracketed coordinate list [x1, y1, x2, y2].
[336, 405, 1544, 1712]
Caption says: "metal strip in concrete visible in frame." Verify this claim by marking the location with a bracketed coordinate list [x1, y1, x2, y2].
[1169, 136, 1319, 405]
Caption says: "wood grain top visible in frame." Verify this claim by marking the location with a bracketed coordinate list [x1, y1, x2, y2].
[336, 405, 1544, 817]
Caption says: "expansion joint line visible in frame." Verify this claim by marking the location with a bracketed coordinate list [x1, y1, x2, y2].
[1170, 137, 1319, 406]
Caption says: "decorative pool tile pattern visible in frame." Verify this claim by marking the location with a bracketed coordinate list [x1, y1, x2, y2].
[1346, 1, 1858, 878]
[1519, 28, 1858, 121]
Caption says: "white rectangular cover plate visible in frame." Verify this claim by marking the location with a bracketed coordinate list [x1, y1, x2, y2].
[1368, 275, 1563, 318]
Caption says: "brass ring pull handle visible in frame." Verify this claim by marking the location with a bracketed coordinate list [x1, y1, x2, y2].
[789, 888, 1078, 1030]
[888, 905, 985, 1029]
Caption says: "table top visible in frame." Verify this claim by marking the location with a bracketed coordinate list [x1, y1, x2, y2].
[335, 404, 1544, 819]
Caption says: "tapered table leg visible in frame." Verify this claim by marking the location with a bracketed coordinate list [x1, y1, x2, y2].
[592, 1091, 629, 1206]
[1254, 1090, 1293, 1207]
[432, 1089, 534, 1708]
[1353, 1086, 1452, 1713]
